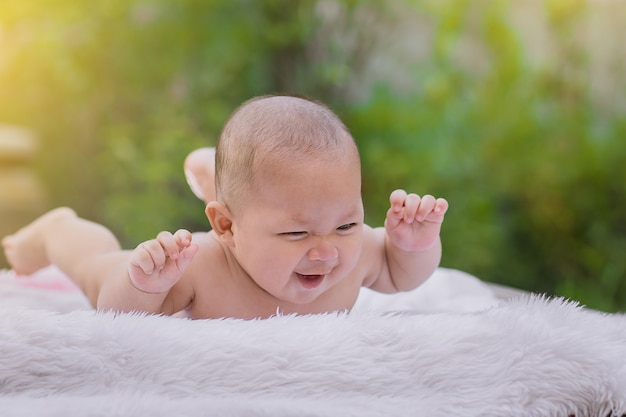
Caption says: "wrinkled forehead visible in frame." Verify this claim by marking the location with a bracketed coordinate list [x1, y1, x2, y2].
[237, 152, 364, 227]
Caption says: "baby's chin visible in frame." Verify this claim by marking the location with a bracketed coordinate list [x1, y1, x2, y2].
[275, 278, 330, 306]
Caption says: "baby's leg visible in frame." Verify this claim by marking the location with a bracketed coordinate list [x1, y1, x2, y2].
[2, 207, 122, 305]
[184, 147, 216, 203]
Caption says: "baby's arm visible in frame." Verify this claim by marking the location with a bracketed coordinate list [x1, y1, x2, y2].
[367, 189, 448, 293]
[96, 230, 198, 314]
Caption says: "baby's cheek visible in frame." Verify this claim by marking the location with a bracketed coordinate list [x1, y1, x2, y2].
[341, 238, 362, 268]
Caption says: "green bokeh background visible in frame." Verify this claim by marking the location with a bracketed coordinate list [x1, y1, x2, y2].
[1, 0, 625, 311]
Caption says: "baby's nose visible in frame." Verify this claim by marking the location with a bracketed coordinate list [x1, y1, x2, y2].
[307, 237, 338, 262]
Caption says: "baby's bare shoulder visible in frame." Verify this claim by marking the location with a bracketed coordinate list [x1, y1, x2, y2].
[188, 231, 228, 269]
[164, 231, 228, 308]
[358, 225, 387, 287]
[180, 231, 242, 318]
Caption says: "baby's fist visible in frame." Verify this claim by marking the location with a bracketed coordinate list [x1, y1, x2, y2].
[384, 189, 448, 252]
[128, 229, 198, 294]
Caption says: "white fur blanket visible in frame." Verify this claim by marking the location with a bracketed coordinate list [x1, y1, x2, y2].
[1, 268, 625, 416]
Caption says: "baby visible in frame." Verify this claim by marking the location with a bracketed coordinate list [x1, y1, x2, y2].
[2, 95, 448, 319]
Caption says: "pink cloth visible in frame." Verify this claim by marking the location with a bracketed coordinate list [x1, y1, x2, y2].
[11, 266, 80, 292]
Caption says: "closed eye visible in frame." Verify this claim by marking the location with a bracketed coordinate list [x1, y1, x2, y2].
[337, 223, 357, 231]
[280, 231, 308, 237]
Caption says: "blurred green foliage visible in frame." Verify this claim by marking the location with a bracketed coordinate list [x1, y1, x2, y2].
[1, 0, 625, 311]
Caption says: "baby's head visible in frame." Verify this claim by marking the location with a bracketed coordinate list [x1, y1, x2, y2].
[209, 95, 364, 306]
[214, 95, 361, 213]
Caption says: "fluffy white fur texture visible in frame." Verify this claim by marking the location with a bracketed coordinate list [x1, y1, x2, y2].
[1, 268, 625, 417]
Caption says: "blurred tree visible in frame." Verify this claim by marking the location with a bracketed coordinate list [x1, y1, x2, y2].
[1, 0, 625, 311]
[0, 0, 386, 239]
[347, 0, 626, 311]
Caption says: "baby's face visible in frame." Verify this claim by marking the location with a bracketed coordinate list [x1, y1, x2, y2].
[229, 155, 364, 306]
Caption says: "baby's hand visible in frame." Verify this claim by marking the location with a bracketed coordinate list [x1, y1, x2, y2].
[128, 229, 199, 294]
[384, 189, 449, 252]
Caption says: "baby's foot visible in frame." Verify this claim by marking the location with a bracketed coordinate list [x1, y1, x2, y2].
[2, 207, 75, 276]
[184, 147, 216, 203]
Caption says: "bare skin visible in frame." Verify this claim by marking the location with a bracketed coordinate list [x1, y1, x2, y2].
[3, 148, 215, 306]
[2, 154, 448, 319]
[3, 95, 449, 320]
[2, 207, 124, 305]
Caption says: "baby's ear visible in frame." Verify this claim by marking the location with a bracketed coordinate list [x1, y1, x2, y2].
[206, 201, 235, 247]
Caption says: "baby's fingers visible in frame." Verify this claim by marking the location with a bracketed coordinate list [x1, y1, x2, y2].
[385, 189, 408, 229]
[173, 229, 193, 249]
[402, 193, 423, 223]
[132, 240, 166, 275]
[421, 197, 449, 223]
[435, 198, 449, 215]
[415, 194, 436, 221]
[174, 242, 199, 274]
[389, 189, 408, 218]
[388, 190, 427, 224]
[156, 230, 191, 260]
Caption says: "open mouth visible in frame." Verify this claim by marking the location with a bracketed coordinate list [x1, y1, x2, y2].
[296, 273, 325, 289]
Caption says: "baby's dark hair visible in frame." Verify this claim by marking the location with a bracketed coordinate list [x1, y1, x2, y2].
[215, 95, 360, 211]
